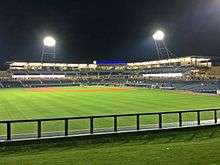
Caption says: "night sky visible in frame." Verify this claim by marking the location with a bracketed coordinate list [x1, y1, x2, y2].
[1, 0, 220, 64]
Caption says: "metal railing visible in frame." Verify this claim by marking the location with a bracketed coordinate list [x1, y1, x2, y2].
[0, 108, 219, 141]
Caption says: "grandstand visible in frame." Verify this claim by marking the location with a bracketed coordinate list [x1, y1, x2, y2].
[1, 56, 220, 93]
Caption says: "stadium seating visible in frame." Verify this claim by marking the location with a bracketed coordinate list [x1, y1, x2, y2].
[1, 77, 220, 94]
[0, 80, 23, 88]
[1, 59, 219, 94]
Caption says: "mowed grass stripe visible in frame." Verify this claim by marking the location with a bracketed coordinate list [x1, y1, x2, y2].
[0, 87, 220, 134]
[1, 88, 220, 119]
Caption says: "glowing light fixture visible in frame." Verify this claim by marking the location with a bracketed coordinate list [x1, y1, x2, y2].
[153, 30, 165, 41]
[43, 36, 56, 47]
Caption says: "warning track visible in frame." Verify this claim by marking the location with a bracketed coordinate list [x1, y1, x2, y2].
[25, 87, 131, 93]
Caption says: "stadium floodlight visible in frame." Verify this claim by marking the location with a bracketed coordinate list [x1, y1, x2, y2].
[41, 36, 56, 63]
[152, 30, 174, 60]
[153, 30, 165, 41]
[43, 36, 56, 47]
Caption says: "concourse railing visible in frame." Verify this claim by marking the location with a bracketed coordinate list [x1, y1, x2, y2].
[0, 108, 219, 142]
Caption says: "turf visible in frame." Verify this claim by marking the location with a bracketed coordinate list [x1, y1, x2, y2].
[1, 127, 220, 165]
[0, 87, 220, 120]
[0, 87, 220, 135]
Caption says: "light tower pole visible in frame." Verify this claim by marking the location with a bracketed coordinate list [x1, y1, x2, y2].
[41, 36, 56, 63]
[152, 30, 174, 60]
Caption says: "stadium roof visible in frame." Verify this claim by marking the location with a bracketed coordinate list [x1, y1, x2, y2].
[8, 56, 212, 70]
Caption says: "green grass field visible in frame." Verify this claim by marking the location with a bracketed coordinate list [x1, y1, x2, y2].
[0, 86, 220, 136]
[1, 86, 220, 164]
[1, 127, 220, 165]
[1, 87, 220, 120]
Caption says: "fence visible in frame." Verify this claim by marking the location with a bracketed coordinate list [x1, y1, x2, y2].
[0, 108, 219, 142]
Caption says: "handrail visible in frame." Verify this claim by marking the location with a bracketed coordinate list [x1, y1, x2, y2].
[0, 108, 219, 142]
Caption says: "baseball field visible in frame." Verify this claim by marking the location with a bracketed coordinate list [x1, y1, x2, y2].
[1, 86, 220, 164]
[0, 86, 220, 136]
